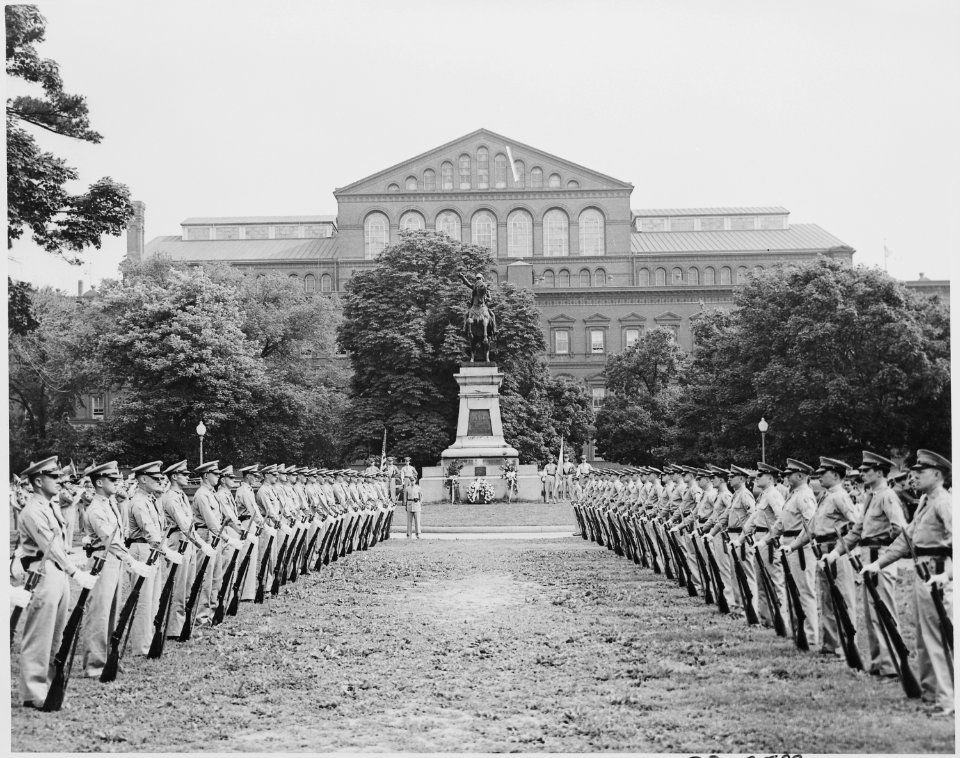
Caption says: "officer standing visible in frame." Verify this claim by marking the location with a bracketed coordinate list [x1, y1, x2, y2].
[544, 458, 558, 503]
[405, 475, 423, 539]
[574, 455, 592, 501]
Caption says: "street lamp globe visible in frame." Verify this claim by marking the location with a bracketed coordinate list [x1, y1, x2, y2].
[196, 420, 206, 437]
[758, 417, 768, 433]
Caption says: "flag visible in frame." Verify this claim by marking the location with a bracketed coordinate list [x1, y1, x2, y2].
[555, 436, 564, 487]
[379, 427, 387, 471]
[506, 145, 519, 183]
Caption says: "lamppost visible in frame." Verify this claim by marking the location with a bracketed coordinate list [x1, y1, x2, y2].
[196, 420, 207, 465]
[758, 417, 768, 464]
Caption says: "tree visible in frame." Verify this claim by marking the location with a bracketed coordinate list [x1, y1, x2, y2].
[544, 376, 594, 458]
[594, 327, 688, 464]
[338, 230, 569, 466]
[6, 5, 131, 261]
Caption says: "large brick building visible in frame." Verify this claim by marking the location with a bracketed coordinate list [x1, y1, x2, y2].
[134, 129, 868, 419]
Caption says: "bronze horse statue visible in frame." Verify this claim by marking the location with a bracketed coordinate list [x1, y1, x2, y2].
[459, 272, 496, 362]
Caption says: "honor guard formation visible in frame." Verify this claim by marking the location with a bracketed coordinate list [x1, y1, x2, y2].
[10, 457, 397, 711]
[572, 449, 953, 715]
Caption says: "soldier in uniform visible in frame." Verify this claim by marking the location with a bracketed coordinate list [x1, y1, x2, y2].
[863, 449, 953, 713]
[757, 459, 818, 649]
[544, 458, 558, 503]
[192, 461, 242, 625]
[574, 455, 592, 502]
[824, 451, 907, 677]
[405, 473, 423, 539]
[561, 455, 575, 501]
[15, 457, 99, 707]
[713, 465, 758, 618]
[235, 464, 264, 600]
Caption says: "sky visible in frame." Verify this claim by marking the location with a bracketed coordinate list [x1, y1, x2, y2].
[6, 0, 960, 292]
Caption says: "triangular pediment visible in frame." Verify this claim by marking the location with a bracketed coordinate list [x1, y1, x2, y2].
[335, 128, 633, 196]
[583, 312, 611, 324]
[654, 311, 681, 322]
[618, 312, 647, 324]
[547, 313, 576, 325]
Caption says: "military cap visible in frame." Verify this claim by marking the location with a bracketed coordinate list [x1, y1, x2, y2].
[194, 460, 221, 475]
[707, 464, 730, 478]
[647, 466, 663, 475]
[729, 465, 754, 478]
[783, 458, 814, 475]
[259, 463, 277, 475]
[82, 462, 98, 477]
[238, 464, 260, 476]
[131, 460, 164, 476]
[163, 460, 189, 475]
[756, 462, 783, 476]
[218, 465, 237, 478]
[816, 457, 851, 475]
[87, 461, 121, 481]
[859, 451, 894, 471]
[910, 449, 951, 473]
[888, 469, 909, 484]
[845, 469, 863, 482]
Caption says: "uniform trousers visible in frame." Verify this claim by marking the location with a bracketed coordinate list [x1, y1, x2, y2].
[406, 503, 422, 537]
[258, 529, 277, 586]
[544, 478, 556, 502]
[218, 544, 239, 602]
[124, 543, 162, 656]
[61, 505, 78, 551]
[19, 561, 70, 704]
[861, 560, 900, 676]
[81, 552, 123, 677]
[165, 541, 196, 637]
[752, 544, 789, 633]
[681, 531, 703, 592]
[818, 551, 857, 655]
[238, 536, 259, 600]
[710, 535, 742, 613]
[194, 529, 224, 624]
[785, 547, 818, 648]
[913, 557, 953, 710]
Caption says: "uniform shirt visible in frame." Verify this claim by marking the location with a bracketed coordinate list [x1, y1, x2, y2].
[127, 489, 165, 551]
[235, 482, 264, 525]
[405, 483, 422, 501]
[363, 465, 379, 476]
[399, 465, 417, 482]
[703, 486, 732, 530]
[676, 481, 702, 523]
[768, 483, 817, 542]
[878, 485, 952, 567]
[256, 482, 282, 522]
[85, 493, 130, 561]
[160, 487, 194, 537]
[562, 462, 575, 477]
[216, 487, 243, 537]
[742, 486, 784, 536]
[544, 463, 558, 478]
[193, 483, 225, 536]
[711, 485, 755, 535]
[837, 483, 906, 553]
[576, 462, 592, 479]
[791, 483, 856, 549]
[18, 491, 73, 571]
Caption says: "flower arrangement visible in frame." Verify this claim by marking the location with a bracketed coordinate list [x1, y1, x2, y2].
[444, 460, 464, 503]
[500, 461, 519, 502]
[466, 477, 496, 504]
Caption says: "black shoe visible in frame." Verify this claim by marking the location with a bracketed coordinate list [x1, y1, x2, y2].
[23, 701, 39, 709]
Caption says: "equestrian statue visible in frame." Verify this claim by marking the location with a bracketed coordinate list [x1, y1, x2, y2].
[458, 271, 497, 363]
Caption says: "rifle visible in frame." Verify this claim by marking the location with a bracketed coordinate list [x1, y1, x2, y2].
[799, 515, 863, 670]
[44, 539, 113, 710]
[652, 519, 674, 580]
[228, 525, 261, 616]
[10, 567, 43, 644]
[147, 539, 189, 658]
[638, 518, 661, 574]
[848, 550, 922, 698]
[270, 524, 292, 596]
[689, 527, 714, 605]
[629, 514, 649, 568]
[314, 517, 334, 571]
[901, 528, 953, 665]
[299, 519, 322, 574]
[179, 520, 226, 642]
[101, 546, 162, 682]
[287, 520, 309, 582]
[778, 539, 809, 651]
[702, 534, 729, 613]
[254, 528, 276, 604]
[325, 515, 344, 565]
[745, 535, 782, 633]
[667, 528, 697, 597]
[213, 526, 247, 625]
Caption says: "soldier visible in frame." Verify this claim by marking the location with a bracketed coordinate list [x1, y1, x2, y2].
[713, 465, 759, 619]
[15, 457, 98, 708]
[790, 457, 858, 658]
[56, 464, 83, 553]
[215, 465, 245, 602]
[363, 458, 380, 476]
[669, 467, 703, 592]
[757, 459, 818, 649]
[256, 464, 282, 580]
[824, 451, 907, 677]
[384, 456, 400, 502]
[863, 449, 953, 714]
[80, 461, 151, 677]
[561, 455, 575, 501]
[574, 454, 592, 502]
[405, 474, 423, 539]
[235, 464, 264, 600]
[703, 465, 738, 613]
[544, 458, 558, 503]
[192, 461, 242, 625]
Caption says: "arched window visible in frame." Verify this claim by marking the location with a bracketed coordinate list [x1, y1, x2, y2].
[703, 266, 716, 285]
[671, 267, 683, 284]
[579, 268, 591, 287]
[548, 173, 562, 188]
[364, 212, 389, 259]
[579, 208, 604, 256]
[687, 267, 700, 285]
[558, 269, 570, 287]
[400, 211, 425, 231]
[387, 183, 399, 193]
[440, 162, 454, 190]
[507, 209, 533, 257]
[494, 154, 507, 188]
[320, 274, 333, 292]
[304, 274, 316, 293]
[289, 274, 299, 284]
[435, 210, 461, 241]
[720, 266, 732, 284]
[595, 268, 607, 286]
[543, 209, 569, 256]
[567, 179, 580, 189]
[638, 268, 650, 286]
[423, 169, 436, 191]
[405, 176, 418, 191]
[513, 159, 525, 188]
[655, 267, 667, 286]
[542, 269, 555, 287]
[736, 266, 749, 283]
[530, 167, 543, 188]
[477, 147, 489, 189]
[458, 154, 471, 189]
[471, 211, 497, 254]
[753, 265, 763, 277]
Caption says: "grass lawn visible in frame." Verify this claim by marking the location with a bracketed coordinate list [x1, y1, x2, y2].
[391, 500, 576, 529]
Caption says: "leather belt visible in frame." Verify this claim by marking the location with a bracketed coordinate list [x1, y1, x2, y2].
[727, 527, 743, 533]
[754, 527, 769, 533]
[859, 537, 891, 547]
[915, 547, 952, 557]
[814, 535, 836, 544]
[783, 530, 801, 537]
[125, 537, 148, 547]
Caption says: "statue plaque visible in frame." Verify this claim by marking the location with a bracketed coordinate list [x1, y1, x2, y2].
[467, 409, 493, 437]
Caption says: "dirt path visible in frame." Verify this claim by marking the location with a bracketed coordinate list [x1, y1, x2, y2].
[10, 538, 954, 753]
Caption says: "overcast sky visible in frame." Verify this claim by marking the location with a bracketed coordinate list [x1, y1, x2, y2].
[6, 0, 959, 292]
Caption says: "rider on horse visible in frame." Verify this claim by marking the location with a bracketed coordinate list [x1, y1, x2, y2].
[459, 272, 497, 361]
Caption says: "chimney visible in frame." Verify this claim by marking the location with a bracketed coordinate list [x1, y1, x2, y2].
[126, 200, 146, 264]
[78, 280, 84, 297]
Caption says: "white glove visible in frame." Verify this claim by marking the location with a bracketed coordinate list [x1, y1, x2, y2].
[199, 541, 217, 559]
[312, 516, 323, 527]
[281, 524, 293, 536]
[860, 560, 881, 575]
[73, 570, 98, 590]
[10, 585, 32, 608]
[245, 529, 258, 543]
[264, 525, 277, 538]
[126, 559, 152, 578]
[227, 537, 243, 550]
[163, 547, 184, 565]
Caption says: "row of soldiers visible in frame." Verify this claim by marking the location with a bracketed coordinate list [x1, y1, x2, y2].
[572, 449, 953, 715]
[10, 456, 397, 711]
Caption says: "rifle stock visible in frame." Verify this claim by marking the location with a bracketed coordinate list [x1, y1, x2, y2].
[214, 530, 246, 625]
[101, 548, 161, 682]
[148, 540, 188, 658]
[179, 532, 222, 642]
[228, 529, 260, 616]
[702, 535, 729, 614]
[270, 529, 292, 596]
[254, 531, 275, 604]
[779, 543, 809, 651]
[747, 539, 782, 633]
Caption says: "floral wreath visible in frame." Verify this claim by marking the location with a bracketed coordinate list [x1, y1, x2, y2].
[466, 478, 496, 504]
